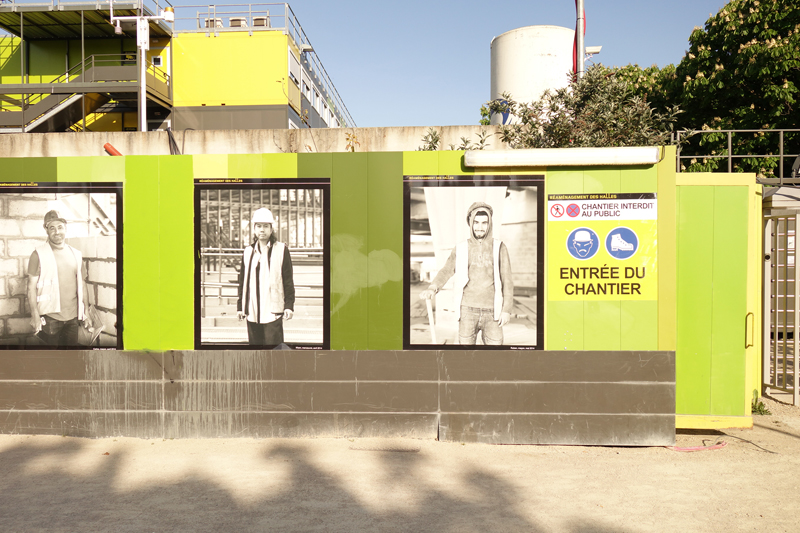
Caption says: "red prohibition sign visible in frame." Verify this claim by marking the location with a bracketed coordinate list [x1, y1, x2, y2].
[550, 204, 564, 218]
[566, 203, 580, 217]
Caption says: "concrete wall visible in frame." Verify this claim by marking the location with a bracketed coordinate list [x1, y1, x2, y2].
[0, 349, 675, 445]
[0, 194, 55, 345]
[68, 236, 117, 347]
[0, 126, 507, 158]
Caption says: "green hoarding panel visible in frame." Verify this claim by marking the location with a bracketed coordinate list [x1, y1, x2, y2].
[367, 152, 403, 349]
[228, 154, 264, 178]
[583, 301, 622, 350]
[710, 186, 748, 415]
[676, 186, 714, 415]
[23, 157, 57, 182]
[0, 158, 24, 181]
[56, 157, 125, 182]
[298, 153, 331, 179]
[547, 169, 584, 194]
[656, 152, 677, 351]
[124, 156, 162, 350]
[331, 153, 369, 349]
[583, 168, 621, 193]
[547, 300, 584, 350]
[264, 153, 298, 178]
[193, 154, 228, 178]
[403, 151, 438, 176]
[438, 151, 473, 175]
[621, 300, 659, 350]
[621, 166, 657, 193]
[158, 156, 195, 349]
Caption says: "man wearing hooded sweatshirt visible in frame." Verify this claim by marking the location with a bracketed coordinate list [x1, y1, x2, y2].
[237, 208, 295, 346]
[420, 201, 513, 345]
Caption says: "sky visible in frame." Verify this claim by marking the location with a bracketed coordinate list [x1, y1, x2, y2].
[277, 0, 730, 128]
[3, 0, 730, 127]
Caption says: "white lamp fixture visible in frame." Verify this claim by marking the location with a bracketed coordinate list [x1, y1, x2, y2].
[109, 0, 174, 132]
[464, 147, 662, 168]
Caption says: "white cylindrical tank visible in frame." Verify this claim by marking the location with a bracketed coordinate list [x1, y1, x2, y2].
[490, 25, 575, 125]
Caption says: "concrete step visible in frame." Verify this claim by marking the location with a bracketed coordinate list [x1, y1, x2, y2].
[211, 316, 323, 328]
[201, 326, 323, 344]
[204, 303, 324, 318]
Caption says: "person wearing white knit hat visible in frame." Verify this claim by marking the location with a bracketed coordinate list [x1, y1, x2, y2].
[236, 208, 295, 346]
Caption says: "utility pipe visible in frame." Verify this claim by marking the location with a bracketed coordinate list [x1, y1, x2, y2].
[576, 0, 585, 78]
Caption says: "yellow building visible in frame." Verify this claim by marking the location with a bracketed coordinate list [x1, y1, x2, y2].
[0, 1, 354, 133]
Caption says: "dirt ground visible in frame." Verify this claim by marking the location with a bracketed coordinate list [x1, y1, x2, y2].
[1, 394, 799, 533]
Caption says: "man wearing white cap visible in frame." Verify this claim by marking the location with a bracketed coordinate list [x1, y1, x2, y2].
[237, 208, 295, 346]
[27, 210, 94, 346]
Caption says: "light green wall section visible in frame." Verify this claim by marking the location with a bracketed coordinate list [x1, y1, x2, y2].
[657, 147, 678, 351]
[367, 152, 403, 348]
[263, 154, 298, 178]
[123, 157, 162, 349]
[193, 154, 228, 178]
[675, 185, 749, 416]
[544, 168, 583, 351]
[158, 156, 195, 349]
[403, 151, 439, 175]
[545, 165, 662, 351]
[0, 158, 57, 181]
[329, 153, 369, 349]
[57, 157, 125, 181]
[709, 186, 748, 414]
[226, 154, 299, 178]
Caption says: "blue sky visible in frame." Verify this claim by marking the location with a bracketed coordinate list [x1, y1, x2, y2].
[279, 0, 729, 127]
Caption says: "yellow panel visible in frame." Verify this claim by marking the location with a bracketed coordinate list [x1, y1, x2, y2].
[657, 145, 677, 351]
[675, 415, 753, 429]
[172, 32, 289, 107]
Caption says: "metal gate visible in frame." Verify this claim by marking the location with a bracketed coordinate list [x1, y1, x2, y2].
[763, 211, 800, 405]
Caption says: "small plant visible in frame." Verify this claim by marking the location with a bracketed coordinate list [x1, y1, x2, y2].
[417, 128, 441, 151]
[751, 398, 771, 415]
[448, 131, 493, 151]
[345, 132, 360, 152]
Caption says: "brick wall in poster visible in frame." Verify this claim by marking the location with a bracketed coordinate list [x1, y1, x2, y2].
[0, 195, 117, 347]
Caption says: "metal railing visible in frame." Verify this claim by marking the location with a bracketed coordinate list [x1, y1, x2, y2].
[172, 3, 355, 127]
[674, 129, 800, 183]
[0, 0, 172, 15]
[763, 212, 799, 405]
[199, 247, 323, 316]
[1, 53, 168, 117]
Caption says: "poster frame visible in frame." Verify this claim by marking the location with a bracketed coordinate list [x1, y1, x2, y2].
[193, 177, 331, 350]
[0, 182, 123, 351]
[403, 174, 545, 350]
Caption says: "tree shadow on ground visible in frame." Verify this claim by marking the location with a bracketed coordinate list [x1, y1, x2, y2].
[0, 437, 636, 533]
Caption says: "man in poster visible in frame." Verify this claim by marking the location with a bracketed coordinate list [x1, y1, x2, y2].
[27, 210, 95, 346]
[419, 201, 513, 345]
[237, 208, 296, 346]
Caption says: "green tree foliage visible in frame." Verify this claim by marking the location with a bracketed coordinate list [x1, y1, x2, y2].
[676, 0, 798, 132]
[670, 0, 800, 175]
[484, 0, 799, 176]
[488, 65, 679, 148]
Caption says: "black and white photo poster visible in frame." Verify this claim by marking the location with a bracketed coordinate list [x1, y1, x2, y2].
[0, 183, 121, 349]
[404, 175, 544, 350]
[194, 178, 330, 350]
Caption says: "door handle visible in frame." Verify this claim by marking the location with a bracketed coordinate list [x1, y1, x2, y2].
[745, 312, 754, 348]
